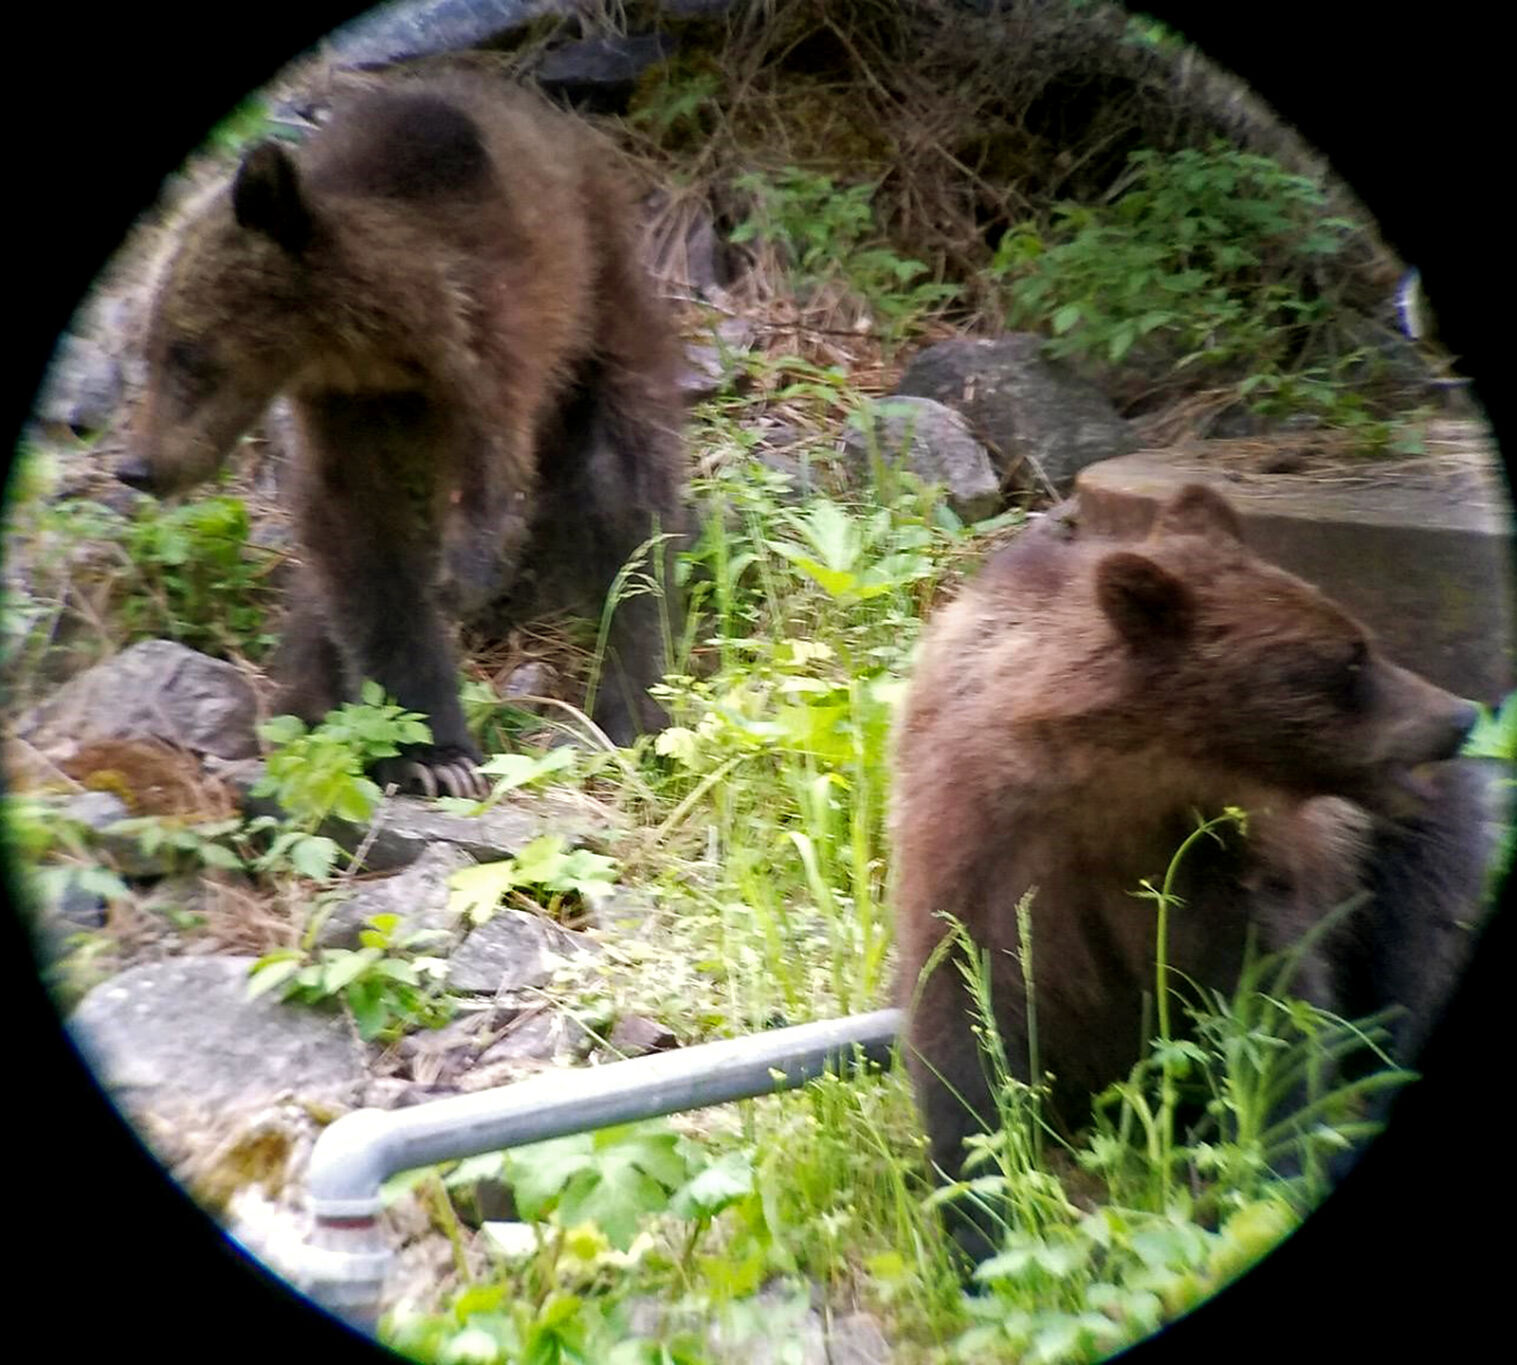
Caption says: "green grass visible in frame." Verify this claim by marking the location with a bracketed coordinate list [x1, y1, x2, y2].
[5, 364, 1440, 1364]
[6, 131, 1479, 1364]
[350, 381, 1416, 1364]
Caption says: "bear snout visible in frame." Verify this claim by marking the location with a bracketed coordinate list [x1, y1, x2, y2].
[1434, 699, 1481, 759]
[115, 454, 159, 493]
[1372, 661, 1479, 766]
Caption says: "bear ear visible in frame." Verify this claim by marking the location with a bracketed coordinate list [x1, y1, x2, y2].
[1153, 483, 1243, 544]
[1096, 551, 1193, 646]
[232, 142, 313, 254]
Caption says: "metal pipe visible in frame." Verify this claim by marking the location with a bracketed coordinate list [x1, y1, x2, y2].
[285, 1008, 902, 1333]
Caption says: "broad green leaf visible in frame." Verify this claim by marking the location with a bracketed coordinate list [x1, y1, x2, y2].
[506, 1135, 596, 1219]
[478, 747, 577, 792]
[321, 946, 383, 993]
[1052, 303, 1083, 334]
[290, 834, 340, 881]
[769, 546, 858, 598]
[671, 1150, 754, 1220]
[481, 1220, 539, 1261]
[449, 860, 523, 924]
[246, 956, 303, 1000]
[346, 980, 390, 1040]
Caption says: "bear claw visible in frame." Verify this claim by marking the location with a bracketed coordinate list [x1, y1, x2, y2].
[374, 751, 490, 801]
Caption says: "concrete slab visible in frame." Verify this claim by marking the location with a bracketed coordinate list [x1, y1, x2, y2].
[1073, 427, 1514, 702]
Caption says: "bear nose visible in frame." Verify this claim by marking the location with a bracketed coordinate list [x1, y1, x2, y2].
[1438, 699, 1481, 759]
[116, 455, 157, 492]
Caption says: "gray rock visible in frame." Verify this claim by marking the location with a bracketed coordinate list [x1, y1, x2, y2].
[470, 1006, 594, 1068]
[829, 1311, 891, 1365]
[62, 789, 133, 832]
[535, 34, 675, 109]
[448, 907, 593, 993]
[708, 1284, 827, 1365]
[326, 0, 562, 68]
[19, 639, 261, 760]
[313, 842, 476, 950]
[56, 790, 174, 880]
[327, 0, 734, 70]
[52, 876, 110, 929]
[681, 316, 755, 401]
[69, 956, 366, 1116]
[587, 886, 660, 934]
[35, 334, 123, 435]
[647, 194, 733, 298]
[607, 1014, 678, 1057]
[896, 334, 1136, 494]
[230, 761, 623, 873]
[842, 396, 1001, 521]
[503, 660, 555, 700]
[631, 1285, 836, 1365]
[357, 788, 621, 872]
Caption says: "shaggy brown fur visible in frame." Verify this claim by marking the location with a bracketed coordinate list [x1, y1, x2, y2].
[121, 75, 685, 794]
[892, 484, 1489, 1261]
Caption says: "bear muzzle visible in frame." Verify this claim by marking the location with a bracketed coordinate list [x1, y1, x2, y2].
[1375, 669, 1480, 767]
[115, 454, 159, 493]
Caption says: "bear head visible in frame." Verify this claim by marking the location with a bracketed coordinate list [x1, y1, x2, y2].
[1093, 484, 1478, 813]
[120, 143, 319, 495]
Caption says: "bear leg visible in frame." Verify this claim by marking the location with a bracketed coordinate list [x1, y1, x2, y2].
[589, 399, 684, 747]
[271, 587, 346, 727]
[904, 948, 1015, 1268]
[532, 376, 683, 746]
[315, 538, 488, 800]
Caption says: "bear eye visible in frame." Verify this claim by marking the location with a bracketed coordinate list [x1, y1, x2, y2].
[165, 338, 220, 401]
[1337, 640, 1370, 708]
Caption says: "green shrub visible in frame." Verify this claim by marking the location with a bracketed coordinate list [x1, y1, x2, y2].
[120, 495, 276, 657]
[732, 166, 959, 344]
[994, 144, 1377, 424]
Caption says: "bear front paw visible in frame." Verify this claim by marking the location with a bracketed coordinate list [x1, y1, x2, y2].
[372, 745, 490, 800]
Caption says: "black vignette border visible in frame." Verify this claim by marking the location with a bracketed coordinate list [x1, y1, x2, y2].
[3, 3, 1511, 1362]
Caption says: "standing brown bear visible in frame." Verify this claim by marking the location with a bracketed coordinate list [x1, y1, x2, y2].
[892, 484, 1495, 1260]
[120, 74, 686, 795]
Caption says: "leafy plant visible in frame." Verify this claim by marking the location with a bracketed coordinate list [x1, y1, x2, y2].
[1462, 691, 1516, 896]
[204, 95, 277, 154]
[993, 143, 1380, 426]
[920, 809, 1408, 1362]
[448, 834, 619, 926]
[434, 746, 582, 817]
[2, 793, 131, 919]
[732, 166, 958, 343]
[119, 495, 277, 658]
[1, 483, 276, 691]
[253, 681, 432, 830]
[383, 1123, 740, 1364]
[249, 912, 453, 1043]
[99, 814, 247, 877]
[502, 1125, 694, 1251]
[1464, 692, 1517, 762]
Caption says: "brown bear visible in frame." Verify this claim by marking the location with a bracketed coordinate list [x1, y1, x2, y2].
[118, 73, 686, 796]
[891, 484, 1495, 1260]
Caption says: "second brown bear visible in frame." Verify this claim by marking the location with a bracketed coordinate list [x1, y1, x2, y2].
[892, 484, 1495, 1260]
[121, 74, 686, 795]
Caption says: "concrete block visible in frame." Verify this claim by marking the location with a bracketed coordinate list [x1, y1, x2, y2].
[1074, 432, 1514, 702]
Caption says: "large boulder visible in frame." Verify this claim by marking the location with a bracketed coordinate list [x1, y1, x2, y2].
[18, 639, 260, 761]
[842, 396, 1002, 522]
[895, 334, 1136, 494]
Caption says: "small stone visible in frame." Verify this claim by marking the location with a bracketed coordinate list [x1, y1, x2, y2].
[842, 395, 1001, 522]
[897, 334, 1135, 493]
[448, 908, 594, 994]
[607, 1014, 678, 1057]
